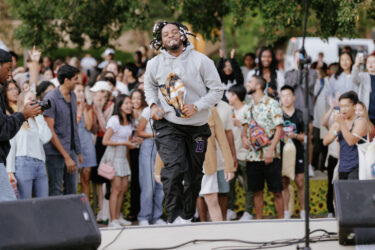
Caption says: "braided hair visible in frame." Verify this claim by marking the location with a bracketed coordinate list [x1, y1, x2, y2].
[150, 21, 197, 51]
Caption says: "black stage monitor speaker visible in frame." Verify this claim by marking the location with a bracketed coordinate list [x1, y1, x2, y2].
[334, 180, 375, 245]
[0, 194, 101, 250]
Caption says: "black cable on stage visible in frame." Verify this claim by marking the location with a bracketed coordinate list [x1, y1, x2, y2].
[127, 229, 338, 250]
[101, 226, 128, 250]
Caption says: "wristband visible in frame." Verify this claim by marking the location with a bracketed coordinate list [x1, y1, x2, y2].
[332, 130, 337, 136]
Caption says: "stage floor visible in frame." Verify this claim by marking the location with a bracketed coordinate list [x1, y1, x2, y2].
[98, 218, 368, 250]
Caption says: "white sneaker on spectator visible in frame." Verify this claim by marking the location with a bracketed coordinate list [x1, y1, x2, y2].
[118, 217, 132, 226]
[194, 209, 199, 219]
[327, 213, 334, 218]
[153, 219, 166, 225]
[227, 209, 236, 220]
[300, 210, 306, 219]
[138, 220, 150, 226]
[309, 165, 315, 177]
[284, 211, 291, 219]
[96, 210, 104, 222]
[239, 211, 253, 221]
[172, 216, 192, 225]
[108, 220, 122, 228]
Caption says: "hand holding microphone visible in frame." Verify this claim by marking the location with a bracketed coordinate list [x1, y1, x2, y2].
[151, 104, 165, 120]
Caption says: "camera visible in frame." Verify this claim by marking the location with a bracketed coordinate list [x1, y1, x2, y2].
[31, 99, 51, 111]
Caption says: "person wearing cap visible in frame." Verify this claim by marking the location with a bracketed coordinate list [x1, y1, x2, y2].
[98, 48, 115, 70]
[89, 80, 114, 221]
[43, 64, 83, 196]
[144, 22, 224, 224]
[0, 49, 42, 201]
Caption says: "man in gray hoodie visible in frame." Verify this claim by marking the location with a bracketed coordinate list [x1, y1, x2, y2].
[144, 21, 224, 224]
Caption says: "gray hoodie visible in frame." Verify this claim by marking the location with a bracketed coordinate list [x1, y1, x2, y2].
[144, 45, 224, 126]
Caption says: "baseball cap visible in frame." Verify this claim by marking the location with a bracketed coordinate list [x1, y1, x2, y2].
[102, 48, 115, 57]
[90, 81, 112, 92]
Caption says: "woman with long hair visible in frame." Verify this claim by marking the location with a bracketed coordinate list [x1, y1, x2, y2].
[6, 91, 52, 199]
[74, 82, 97, 199]
[325, 52, 356, 104]
[246, 47, 284, 98]
[217, 48, 244, 92]
[1, 80, 21, 114]
[101, 94, 136, 227]
[127, 89, 147, 221]
[90, 80, 114, 222]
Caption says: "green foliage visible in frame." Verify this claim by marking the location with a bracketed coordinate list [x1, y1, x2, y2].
[6, 0, 145, 52]
[164, 0, 370, 45]
[5, 0, 374, 53]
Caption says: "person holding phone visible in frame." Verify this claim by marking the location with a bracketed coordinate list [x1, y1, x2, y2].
[323, 91, 368, 180]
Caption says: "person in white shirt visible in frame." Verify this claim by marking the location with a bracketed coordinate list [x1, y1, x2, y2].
[226, 85, 255, 221]
[241, 53, 256, 80]
[137, 107, 165, 225]
[102, 94, 137, 227]
[6, 91, 52, 199]
[104, 61, 129, 96]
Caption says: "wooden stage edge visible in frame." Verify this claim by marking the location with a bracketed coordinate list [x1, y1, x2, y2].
[98, 218, 374, 250]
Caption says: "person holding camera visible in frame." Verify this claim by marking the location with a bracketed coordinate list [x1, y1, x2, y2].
[0, 49, 42, 201]
[43, 64, 83, 196]
[6, 91, 52, 199]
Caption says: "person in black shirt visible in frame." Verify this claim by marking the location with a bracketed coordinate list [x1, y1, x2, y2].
[279, 85, 306, 219]
[0, 48, 41, 201]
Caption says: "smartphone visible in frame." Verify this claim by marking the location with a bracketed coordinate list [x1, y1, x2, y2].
[334, 106, 340, 114]
[357, 50, 364, 64]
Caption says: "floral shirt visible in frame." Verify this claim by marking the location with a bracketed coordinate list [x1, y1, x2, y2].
[241, 95, 283, 162]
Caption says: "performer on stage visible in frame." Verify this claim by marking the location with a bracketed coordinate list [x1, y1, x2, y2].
[144, 21, 224, 224]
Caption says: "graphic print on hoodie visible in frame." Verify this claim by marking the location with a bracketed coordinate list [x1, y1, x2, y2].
[159, 73, 187, 117]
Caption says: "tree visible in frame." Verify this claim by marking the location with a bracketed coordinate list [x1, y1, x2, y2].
[5, 0, 374, 53]
[5, 0, 146, 52]
[164, 0, 372, 44]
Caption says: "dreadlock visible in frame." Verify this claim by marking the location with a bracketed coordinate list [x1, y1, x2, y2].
[150, 21, 197, 51]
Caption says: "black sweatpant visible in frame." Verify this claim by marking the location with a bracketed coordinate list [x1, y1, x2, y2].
[153, 119, 211, 223]
[129, 148, 140, 221]
[312, 127, 328, 171]
[326, 155, 337, 214]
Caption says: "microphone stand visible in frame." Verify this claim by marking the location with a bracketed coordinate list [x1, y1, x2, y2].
[297, 0, 312, 249]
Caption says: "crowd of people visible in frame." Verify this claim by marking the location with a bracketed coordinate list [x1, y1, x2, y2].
[0, 21, 375, 227]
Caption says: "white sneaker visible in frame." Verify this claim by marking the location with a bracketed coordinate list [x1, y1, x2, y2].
[327, 213, 334, 218]
[194, 209, 199, 219]
[309, 165, 315, 177]
[138, 220, 150, 226]
[172, 216, 192, 225]
[118, 217, 132, 226]
[96, 210, 104, 222]
[300, 210, 306, 219]
[153, 218, 166, 225]
[108, 219, 122, 228]
[227, 209, 237, 220]
[239, 211, 253, 221]
[284, 210, 291, 219]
